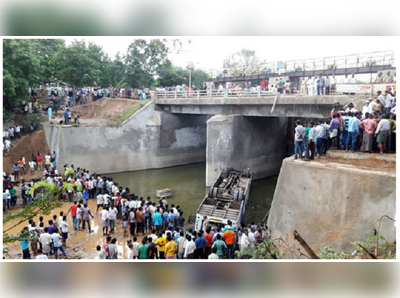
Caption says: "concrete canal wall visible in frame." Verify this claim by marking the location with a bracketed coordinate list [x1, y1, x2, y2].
[44, 101, 210, 174]
[267, 157, 396, 254]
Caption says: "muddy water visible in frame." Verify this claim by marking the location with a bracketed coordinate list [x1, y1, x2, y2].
[4, 163, 277, 259]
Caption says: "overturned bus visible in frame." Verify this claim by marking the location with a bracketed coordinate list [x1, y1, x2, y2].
[195, 168, 252, 231]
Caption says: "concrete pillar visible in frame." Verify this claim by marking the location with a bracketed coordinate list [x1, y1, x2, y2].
[206, 114, 288, 186]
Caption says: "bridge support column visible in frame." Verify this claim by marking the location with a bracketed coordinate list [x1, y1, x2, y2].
[206, 114, 288, 187]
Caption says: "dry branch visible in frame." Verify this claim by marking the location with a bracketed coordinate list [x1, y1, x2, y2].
[293, 230, 319, 259]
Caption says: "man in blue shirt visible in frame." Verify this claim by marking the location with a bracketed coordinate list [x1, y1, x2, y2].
[342, 112, 351, 150]
[194, 231, 208, 259]
[20, 227, 31, 259]
[167, 210, 177, 231]
[64, 109, 70, 125]
[347, 112, 361, 152]
[163, 210, 169, 231]
[152, 208, 163, 234]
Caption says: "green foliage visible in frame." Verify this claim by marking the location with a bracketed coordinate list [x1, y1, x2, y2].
[3, 108, 11, 121]
[114, 100, 150, 124]
[51, 40, 105, 87]
[125, 39, 169, 87]
[351, 233, 395, 259]
[156, 60, 208, 89]
[236, 237, 283, 259]
[3, 39, 65, 109]
[317, 245, 349, 259]
[3, 38, 192, 109]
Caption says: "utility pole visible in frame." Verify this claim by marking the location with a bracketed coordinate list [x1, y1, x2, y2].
[189, 68, 192, 89]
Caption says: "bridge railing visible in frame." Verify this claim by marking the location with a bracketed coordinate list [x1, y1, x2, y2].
[210, 50, 395, 78]
[156, 89, 277, 99]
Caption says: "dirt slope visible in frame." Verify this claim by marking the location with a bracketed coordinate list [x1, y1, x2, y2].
[3, 130, 50, 174]
[69, 98, 139, 119]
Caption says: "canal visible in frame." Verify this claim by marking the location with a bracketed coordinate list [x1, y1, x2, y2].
[104, 162, 277, 225]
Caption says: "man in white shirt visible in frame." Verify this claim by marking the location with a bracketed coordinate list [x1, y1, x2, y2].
[108, 204, 118, 234]
[348, 73, 357, 83]
[361, 101, 369, 118]
[39, 227, 52, 255]
[100, 206, 109, 236]
[307, 76, 314, 95]
[96, 194, 104, 213]
[45, 153, 51, 167]
[183, 236, 196, 259]
[5, 139, 11, 153]
[375, 114, 391, 154]
[59, 215, 69, 247]
[51, 228, 67, 259]
[367, 98, 377, 114]
[240, 229, 250, 250]
[248, 228, 256, 246]
[384, 90, 394, 115]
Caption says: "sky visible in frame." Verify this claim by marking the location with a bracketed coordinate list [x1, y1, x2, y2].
[64, 36, 396, 72]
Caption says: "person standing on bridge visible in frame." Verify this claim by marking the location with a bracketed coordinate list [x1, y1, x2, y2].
[294, 120, 305, 160]
[317, 74, 325, 96]
[306, 121, 316, 160]
[245, 81, 251, 95]
[325, 76, 331, 95]
[277, 78, 284, 94]
[307, 76, 313, 95]
[300, 77, 307, 94]
[261, 79, 267, 91]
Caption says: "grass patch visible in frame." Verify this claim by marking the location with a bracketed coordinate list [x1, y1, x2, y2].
[113, 99, 150, 125]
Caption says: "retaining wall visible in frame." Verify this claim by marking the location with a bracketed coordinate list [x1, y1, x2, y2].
[267, 157, 396, 254]
[44, 101, 210, 174]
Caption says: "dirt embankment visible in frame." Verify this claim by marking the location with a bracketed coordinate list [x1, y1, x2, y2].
[3, 130, 50, 176]
[68, 98, 139, 120]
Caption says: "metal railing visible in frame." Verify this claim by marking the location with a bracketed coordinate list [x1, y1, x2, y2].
[210, 50, 395, 78]
[157, 89, 278, 99]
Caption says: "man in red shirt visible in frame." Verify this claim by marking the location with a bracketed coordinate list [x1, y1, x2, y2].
[261, 79, 268, 91]
[37, 154, 43, 171]
[66, 201, 78, 230]
[204, 227, 214, 258]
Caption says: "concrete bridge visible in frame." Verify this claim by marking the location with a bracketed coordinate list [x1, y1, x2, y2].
[153, 92, 353, 119]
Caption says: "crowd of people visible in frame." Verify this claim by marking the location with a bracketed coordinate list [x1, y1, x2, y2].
[294, 89, 396, 159]
[4, 160, 270, 260]
[2, 124, 23, 155]
[3, 151, 58, 209]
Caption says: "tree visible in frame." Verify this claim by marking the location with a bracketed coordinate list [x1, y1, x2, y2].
[3, 39, 43, 109]
[224, 49, 265, 75]
[3, 181, 82, 245]
[189, 67, 209, 90]
[106, 53, 127, 87]
[51, 40, 102, 87]
[124, 39, 169, 88]
[156, 59, 187, 87]
[156, 60, 209, 89]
